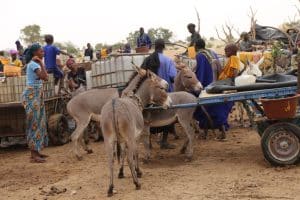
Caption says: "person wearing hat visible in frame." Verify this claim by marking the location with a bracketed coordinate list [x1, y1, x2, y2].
[141, 39, 177, 149]
[9, 49, 23, 68]
[187, 23, 201, 47]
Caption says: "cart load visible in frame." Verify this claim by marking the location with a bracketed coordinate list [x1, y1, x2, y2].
[91, 53, 149, 88]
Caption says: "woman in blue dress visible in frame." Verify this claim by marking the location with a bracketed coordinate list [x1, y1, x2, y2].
[22, 43, 49, 163]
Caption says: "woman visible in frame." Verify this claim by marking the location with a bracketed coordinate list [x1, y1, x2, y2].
[22, 43, 49, 163]
[194, 41, 240, 140]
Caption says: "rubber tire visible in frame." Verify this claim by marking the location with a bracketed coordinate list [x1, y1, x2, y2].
[48, 113, 71, 145]
[261, 122, 300, 166]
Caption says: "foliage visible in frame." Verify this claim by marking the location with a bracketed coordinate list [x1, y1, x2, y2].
[95, 43, 105, 50]
[20, 24, 43, 45]
[271, 41, 284, 72]
[126, 27, 173, 47]
[54, 41, 80, 55]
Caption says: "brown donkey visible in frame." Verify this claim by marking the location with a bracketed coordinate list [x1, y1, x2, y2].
[67, 88, 119, 160]
[142, 63, 202, 161]
[100, 67, 171, 197]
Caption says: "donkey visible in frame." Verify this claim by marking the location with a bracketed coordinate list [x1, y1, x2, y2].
[100, 67, 171, 197]
[140, 62, 202, 162]
[67, 88, 119, 160]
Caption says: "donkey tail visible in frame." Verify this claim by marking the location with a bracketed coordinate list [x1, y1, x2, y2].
[112, 98, 121, 164]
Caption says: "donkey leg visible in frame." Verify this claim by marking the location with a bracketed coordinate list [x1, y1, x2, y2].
[104, 139, 115, 197]
[142, 126, 151, 162]
[80, 132, 93, 154]
[135, 152, 142, 178]
[179, 119, 195, 160]
[127, 143, 141, 190]
[71, 122, 89, 160]
[118, 143, 126, 179]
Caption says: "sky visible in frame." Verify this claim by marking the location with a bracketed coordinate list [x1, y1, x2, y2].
[0, 0, 299, 49]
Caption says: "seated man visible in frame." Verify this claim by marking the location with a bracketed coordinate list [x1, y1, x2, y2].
[66, 58, 86, 92]
[9, 50, 23, 68]
[194, 42, 240, 140]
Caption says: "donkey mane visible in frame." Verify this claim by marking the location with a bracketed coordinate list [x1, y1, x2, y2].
[123, 71, 148, 96]
[132, 75, 147, 94]
[125, 71, 138, 88]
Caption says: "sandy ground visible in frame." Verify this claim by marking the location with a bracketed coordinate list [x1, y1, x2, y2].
[1, 124, 300, 200]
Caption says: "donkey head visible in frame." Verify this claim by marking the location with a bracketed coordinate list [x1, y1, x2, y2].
[176, 63, 203, 95]
[144, 70, 171, 109]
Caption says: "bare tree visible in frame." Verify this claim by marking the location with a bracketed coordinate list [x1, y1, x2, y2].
[248, 7, 257, 40]
[215, 22, 237, 43]
[194, 7, 201, 35]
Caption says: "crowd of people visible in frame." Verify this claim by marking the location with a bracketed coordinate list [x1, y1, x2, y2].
[1, 23, 264, 162]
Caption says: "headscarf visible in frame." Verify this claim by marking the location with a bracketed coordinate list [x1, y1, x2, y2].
[9, 49, 18, 55]
[25, 43, 41, 64]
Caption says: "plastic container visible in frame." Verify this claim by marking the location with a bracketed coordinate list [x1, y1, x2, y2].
[261, 94, 300, 120]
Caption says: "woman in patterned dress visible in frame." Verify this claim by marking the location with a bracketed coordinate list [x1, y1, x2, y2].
[22, 43, 49, 163]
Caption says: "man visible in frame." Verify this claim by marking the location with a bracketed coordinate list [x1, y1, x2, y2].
[187, 23, 201, 47]
[137, 27, 152, 49]
[9, 50, 23, 68]
[15, 40, 24, 61]
[43, 34, 70, 84]
[141, 39, 177, 149]
[84, 43, 93, 60]
[239, 32, 259, 52]
[66, 58, 86, 91]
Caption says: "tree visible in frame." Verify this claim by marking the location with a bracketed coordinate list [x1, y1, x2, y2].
[126, 31, 140, 47]
[95, 43, 105, 50]
[215, 22, 238, 44]
[20, 24, 43, 45]
[126, 27, 173, 47]
[54, 41, 80, 56]
[148, 27, 173, 42]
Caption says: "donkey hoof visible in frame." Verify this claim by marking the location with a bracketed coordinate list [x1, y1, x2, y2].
[137, 171, 143, 178]
[107, 186, 114, 197]
[135, 183, 141, 190]
[86, 149, 93, 154]
[76, 155, 83, 161]
[184, 156, 193, 162]
[180, 148, 186, 154]
[118, 173, 125, 179]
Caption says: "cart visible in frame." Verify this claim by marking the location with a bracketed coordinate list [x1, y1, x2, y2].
[147, 86, 300, 166]
[0, 75, 71, 146]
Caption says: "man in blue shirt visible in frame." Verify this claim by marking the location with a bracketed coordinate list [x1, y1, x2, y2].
[43, 34, 70, 83]
[136, 27, 152, 49]
[141, 39, 177, 149]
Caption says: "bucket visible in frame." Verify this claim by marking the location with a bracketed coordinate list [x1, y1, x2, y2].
[261, 94, 300, 120]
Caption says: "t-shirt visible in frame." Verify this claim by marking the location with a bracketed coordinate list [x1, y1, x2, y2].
[67, 68, 86, 89]
[10, 59, 23, 68]
[157, 53, 177, 92]
[43, 44, 60, 69]
[84, 48, 93, 60]
[218, 55, 240, 80]
[26, 60, 42, 86]
[190, 32, 201, 46]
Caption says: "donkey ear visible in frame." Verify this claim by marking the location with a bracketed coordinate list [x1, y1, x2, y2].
[131, 61, 140, 72]
[146, 70, 156, 80]
[256, 57, 265, 66]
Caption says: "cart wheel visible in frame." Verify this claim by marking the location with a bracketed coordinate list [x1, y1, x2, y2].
[261, 122, 300, 166]
[48, 114, 71, 145]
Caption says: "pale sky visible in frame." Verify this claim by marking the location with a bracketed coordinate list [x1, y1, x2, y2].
[1, 0, 299, 49]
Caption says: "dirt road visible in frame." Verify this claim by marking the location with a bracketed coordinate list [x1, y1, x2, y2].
[1, 126, 299, 200]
